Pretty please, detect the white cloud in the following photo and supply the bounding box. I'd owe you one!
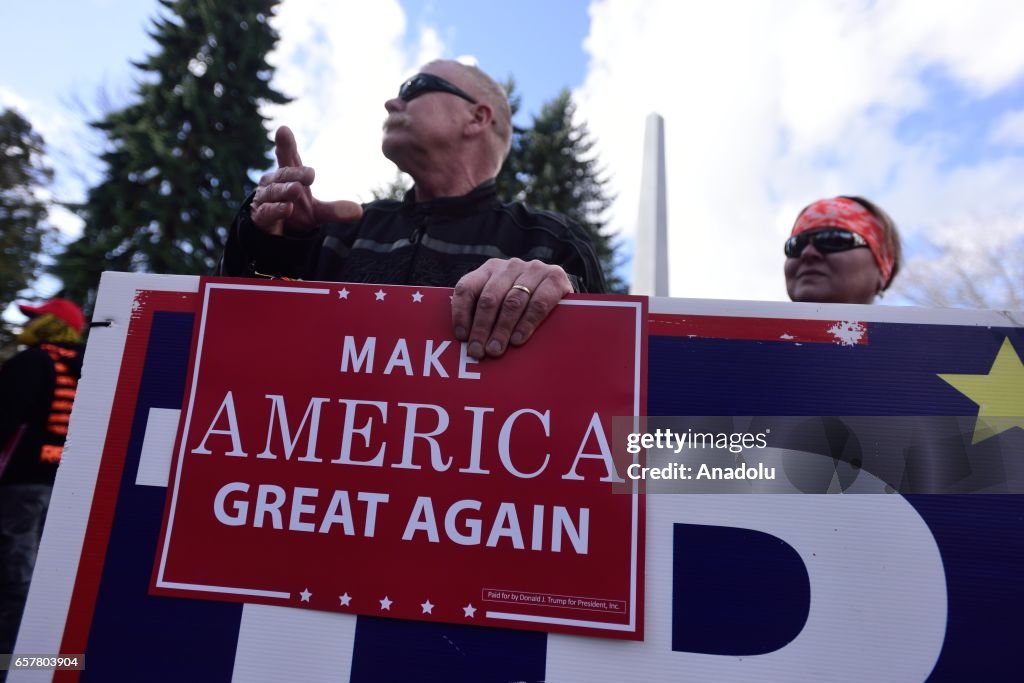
[0,87,31,113]
[415,26,445,69]
[989,109,1024,146]
[576,0,1024,301]
[49,204,84,240]
[0,87,89,239]
[265,0,444,203]
[7,2,446,238]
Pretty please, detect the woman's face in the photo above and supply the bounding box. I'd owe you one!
[784,236,883,304]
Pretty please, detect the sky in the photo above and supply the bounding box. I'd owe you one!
[3,0,1024,307]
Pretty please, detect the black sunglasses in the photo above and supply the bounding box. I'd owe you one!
[784,228,868,258]
[398,73,478,104]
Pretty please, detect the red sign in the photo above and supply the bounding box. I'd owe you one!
[151,278,647,639]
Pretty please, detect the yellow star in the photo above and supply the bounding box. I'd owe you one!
[939,337,1024,444]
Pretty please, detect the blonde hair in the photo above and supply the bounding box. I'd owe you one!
[15,313,82,345]
[842,196,903,290]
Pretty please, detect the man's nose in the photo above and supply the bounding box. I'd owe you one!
[384,97,404,114]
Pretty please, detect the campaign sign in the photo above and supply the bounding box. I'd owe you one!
[14,273,1022,682]
[149,278,647,639]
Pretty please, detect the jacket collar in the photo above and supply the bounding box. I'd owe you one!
[403,180,498,217]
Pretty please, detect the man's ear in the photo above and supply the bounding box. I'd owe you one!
[464,102,494,138]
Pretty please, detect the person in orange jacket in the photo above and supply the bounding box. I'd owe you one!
[0,297,86,658]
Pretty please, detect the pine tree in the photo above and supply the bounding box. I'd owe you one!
[500,89,625,292]
[370,171,412,202]
[0,109,54,360]
[52,0,289,304]
[494,79,526,203]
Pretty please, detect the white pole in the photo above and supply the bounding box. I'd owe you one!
[630,113,669,297]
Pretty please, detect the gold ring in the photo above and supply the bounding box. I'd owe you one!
[510,283,532,296]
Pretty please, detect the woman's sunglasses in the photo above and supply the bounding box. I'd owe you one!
[398,73,478,104]
[784,228,868,258]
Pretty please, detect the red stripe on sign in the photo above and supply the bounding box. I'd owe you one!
[648,313,869,345]
[57,290,198,683]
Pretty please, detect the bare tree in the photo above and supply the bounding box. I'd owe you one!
[893,217,1024,310]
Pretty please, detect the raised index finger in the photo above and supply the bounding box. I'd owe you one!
[260,166,315,187]
[275,126,303,168]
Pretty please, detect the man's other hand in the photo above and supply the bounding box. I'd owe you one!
[452,258,573,359]
[250,126,363,236]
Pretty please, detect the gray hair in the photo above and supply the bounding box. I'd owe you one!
[425,60,513,171]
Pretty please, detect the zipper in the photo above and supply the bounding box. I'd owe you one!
[403,216,426,284]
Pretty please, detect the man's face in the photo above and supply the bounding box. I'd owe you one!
[784,235,882,304]
[381,62,478,169]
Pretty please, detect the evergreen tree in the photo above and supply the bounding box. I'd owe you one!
[494,79,526,203]
[370,171,412,202]
[53,0,289,304]
[500,89,625,292]
[0,109,54,360]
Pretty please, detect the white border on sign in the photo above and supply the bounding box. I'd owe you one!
[649,294,1024,325]
[15,272,200,669]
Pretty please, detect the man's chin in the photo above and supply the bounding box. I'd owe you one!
[381,138,400,164]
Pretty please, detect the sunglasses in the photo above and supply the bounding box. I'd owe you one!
[398,73,478,104]
[784,228,868,258]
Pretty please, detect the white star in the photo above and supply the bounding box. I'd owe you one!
[379,596,393,611]
[299,588,312,602]
[374,289,387,301]
[412,291,424,303]
[338,288,350,299]
[462,603,476,618]
[420,600,434,614]
[339,592,352,607]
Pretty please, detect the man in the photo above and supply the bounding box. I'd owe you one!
[0,298,86,659]
[219,60,604,359]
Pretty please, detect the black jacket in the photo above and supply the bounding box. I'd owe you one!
[219,181,606,292]
[0,342,83,485]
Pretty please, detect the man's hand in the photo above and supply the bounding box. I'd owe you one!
[452,258,573,359]
[250,126,363,236]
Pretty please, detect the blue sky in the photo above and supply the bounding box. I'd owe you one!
[400,0,592,117]
[0,0,590,199]
[4,0,1024,307]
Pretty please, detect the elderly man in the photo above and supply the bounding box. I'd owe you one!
[220,59,604,359]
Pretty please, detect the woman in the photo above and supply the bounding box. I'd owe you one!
[779,198,913,493]
[784,196,902,304]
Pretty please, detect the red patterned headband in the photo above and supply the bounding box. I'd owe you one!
[791,197,894,284]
